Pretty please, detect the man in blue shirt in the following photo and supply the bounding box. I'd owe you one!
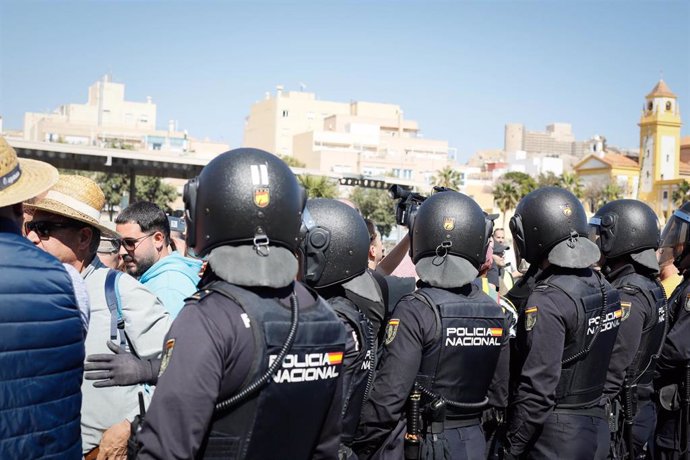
[115,201,201,318]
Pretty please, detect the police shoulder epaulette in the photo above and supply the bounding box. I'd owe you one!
[184,289,212,304]
[533,284,549,292]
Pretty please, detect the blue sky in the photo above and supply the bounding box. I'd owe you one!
[1,0,688,163]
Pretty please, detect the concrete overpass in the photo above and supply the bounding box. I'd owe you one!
[7,138,417,201]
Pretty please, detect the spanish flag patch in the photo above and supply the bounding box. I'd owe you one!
[327,352,343,365]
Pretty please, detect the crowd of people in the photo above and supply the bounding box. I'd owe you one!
[1,136,689,460]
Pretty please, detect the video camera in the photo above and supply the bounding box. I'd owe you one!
[388,185,453,228]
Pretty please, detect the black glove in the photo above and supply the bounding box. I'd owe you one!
[85,341,160,387]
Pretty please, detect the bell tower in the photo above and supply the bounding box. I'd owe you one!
[637,80,682,218]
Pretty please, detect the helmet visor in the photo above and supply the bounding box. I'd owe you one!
[660,210,690,249]
[509,214,529,274]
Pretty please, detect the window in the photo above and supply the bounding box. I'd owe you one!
[663,191,668,199]
[666,101,672,111]
[282,110,289,117]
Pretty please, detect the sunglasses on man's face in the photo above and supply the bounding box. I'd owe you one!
[120,233,155,251]
[25,220,84,238]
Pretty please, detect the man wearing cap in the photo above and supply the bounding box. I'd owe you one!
[505,187,621,459]
[96,221,122,270]
[97,235,123,270]
[0,137,84,458]
[115,201,201,318]
[24,174,171,458]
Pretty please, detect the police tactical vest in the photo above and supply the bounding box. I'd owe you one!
[414,286,506,417]
[611,272,667,386]
[199,281,346,460]
[542,271,622,408]
[329,296,376,444]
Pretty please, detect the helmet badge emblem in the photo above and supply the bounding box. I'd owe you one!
[254,188,270,208]
[561,204,573,217]
[443,217,455,231]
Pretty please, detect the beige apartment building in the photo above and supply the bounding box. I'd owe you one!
[23,75,228,159]
[505,122,591,157]
[243,87,453,188]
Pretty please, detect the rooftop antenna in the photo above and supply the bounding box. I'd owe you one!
[299,82,306,92]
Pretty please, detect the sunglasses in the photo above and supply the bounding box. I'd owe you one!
[25,220,84,238]
[120,233,155,251]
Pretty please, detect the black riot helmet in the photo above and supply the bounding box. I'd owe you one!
[410,191,491,288]
[660,201,690,270]
[510,186,599,269]
[589,199,660,270]
[300,198,370,288]
[183,148,306,258]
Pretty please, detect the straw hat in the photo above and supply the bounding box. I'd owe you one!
[0,136,59,207]
[25,174,120,238]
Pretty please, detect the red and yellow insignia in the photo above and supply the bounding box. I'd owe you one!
[620,302,631,321]
[158,338,176,377]
[254,188,270,208]
[525,306,538,331]
[443,217,455,231]
[385,318,400,345]
[489,327,503,337]
[327,352,343,365]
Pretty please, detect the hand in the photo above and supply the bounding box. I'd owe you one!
[97,420,131,460]
[85,341,158,387]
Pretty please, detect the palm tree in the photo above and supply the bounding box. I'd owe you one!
[432,166,462,190]
[279,154,306,168]
[559,172,584,199]
[537,171,560,187]
[298,175,338,199]
[493,181,520,228]
[502,171,536,198]
[673,180,690,206]
[599,183,623,207]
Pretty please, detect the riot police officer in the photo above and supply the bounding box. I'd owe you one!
[353,191,510,459]
[589,200,667,459]
[130,148,347,459]
[505,187,622,459]
[655,202,690,459]
[300,198,381,459]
